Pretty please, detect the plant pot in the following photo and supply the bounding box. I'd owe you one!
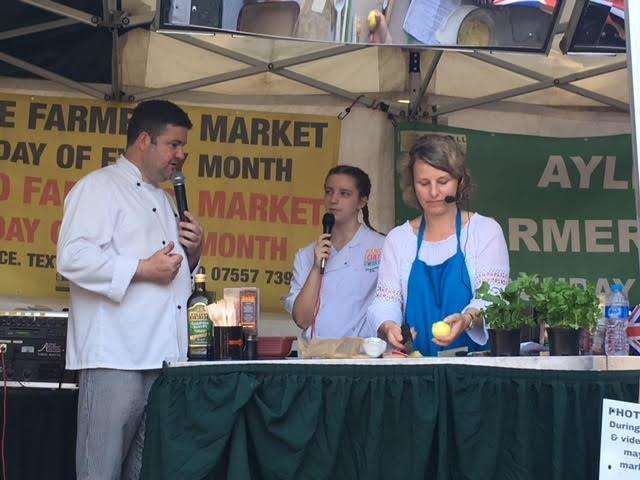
[488,328,521,356]
[547,327,580,356]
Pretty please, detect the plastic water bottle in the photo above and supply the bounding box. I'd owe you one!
[604,284,629,356]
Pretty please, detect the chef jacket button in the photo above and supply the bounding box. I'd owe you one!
[152,208,157,212]
[136,182,141,187]
[177,305,182,310]
[162,240,166,245]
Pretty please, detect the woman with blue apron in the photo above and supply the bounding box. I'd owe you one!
[406,210,480,356]
[369,134,510,356]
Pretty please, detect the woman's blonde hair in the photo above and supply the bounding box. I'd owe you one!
[400,134,472,210]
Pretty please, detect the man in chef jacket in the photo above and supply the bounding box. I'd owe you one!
[57,99,203,480]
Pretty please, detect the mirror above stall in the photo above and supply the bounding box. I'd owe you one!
[159,0,566,53]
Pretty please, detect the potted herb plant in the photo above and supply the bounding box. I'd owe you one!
[525,277,600,356]
[475,273,537,356]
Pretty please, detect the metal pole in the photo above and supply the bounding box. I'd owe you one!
[0,52,106,100]
[626,0,640,285]
[0,19,77,41]
[159,34,393,112]
[19,0,99,26]
[466,52,629,112]
[433,61,626,118]
[410,51,443,119]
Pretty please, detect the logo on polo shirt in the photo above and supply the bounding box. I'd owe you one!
[364,248,382,272]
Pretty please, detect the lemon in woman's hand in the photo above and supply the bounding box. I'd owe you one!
[367,10,378,30]
[432,321,451,339]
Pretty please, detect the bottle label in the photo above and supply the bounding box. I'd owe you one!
[605,305,629,319]
[188,302,211,356]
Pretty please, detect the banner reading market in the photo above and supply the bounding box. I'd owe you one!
[0,93,340,311]
[394,123,640,304]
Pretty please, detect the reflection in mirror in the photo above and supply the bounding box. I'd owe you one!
[160,0,564,53]
[562,0,625,54]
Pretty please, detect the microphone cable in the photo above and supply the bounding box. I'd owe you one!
[309,274,324,340]
[1,349,7,480]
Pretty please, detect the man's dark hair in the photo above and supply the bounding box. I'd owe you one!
[126,100,193,147]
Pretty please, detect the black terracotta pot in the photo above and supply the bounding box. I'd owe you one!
[547,327,580,356]
[488,328,521,356]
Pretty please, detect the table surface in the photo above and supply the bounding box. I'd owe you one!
[167,355,640,371]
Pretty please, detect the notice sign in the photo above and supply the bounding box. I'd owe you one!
[599,398,640,478]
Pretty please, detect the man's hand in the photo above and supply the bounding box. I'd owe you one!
[135,241,182,284]
[178,210,203,271]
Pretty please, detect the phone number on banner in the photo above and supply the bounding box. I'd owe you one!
[210,266,293,285]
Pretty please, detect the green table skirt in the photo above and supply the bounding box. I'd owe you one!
[141,363,640,480]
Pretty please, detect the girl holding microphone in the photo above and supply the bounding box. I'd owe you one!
[284,165,385,339]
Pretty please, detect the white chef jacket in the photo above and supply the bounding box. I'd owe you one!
[57,156,193,370]
[283,225,385,339]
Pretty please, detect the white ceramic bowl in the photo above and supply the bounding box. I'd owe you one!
[362,337,387,358]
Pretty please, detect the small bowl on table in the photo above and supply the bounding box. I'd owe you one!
[362,337,387,358]
[257,336,296,360]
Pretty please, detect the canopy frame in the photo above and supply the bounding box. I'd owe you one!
[0,0,628,123]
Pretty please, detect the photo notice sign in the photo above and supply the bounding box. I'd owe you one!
[600,398,640,478]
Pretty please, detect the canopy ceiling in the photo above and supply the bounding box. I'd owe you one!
[0,0,630,118]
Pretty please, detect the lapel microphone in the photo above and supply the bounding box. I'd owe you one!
[444,196,456,204]
[320,213,335,274]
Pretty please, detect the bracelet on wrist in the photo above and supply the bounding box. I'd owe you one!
[464,312,475,331]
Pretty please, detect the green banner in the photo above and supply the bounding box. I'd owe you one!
[395,123,639,304]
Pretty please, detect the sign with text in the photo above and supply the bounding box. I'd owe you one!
[0,93,340,311]
[599,398,640,478]
[394,123,639,303]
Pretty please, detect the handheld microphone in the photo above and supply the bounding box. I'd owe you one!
[444,195,456,204]
[320,213,335,274]
[172,171,189,222]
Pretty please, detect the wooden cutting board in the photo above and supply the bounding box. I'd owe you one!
[294,0,336,41]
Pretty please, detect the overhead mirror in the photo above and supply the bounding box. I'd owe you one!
[159,0,565,53]
[561,0,625,54]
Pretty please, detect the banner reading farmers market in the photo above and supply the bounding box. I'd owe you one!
[395,123,639,304]
[0,93,340,311]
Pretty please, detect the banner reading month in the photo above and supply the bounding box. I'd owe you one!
[0,93,340,311]
[395,123,640,304]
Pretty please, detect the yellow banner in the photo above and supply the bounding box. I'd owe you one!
[0,93,340,311]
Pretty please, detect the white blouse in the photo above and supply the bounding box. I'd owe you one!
[366,213,510,345]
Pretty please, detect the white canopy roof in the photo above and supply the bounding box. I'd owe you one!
[109,0,628,116]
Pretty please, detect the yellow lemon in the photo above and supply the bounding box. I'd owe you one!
[367,10,378,31]
[432,321,451,339]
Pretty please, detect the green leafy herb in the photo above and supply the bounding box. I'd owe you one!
[475,273,537,330]
[524,276,600,331]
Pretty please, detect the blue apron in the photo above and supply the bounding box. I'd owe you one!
[405,211,479,356]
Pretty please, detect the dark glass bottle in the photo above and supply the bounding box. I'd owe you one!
[187,267,215,361]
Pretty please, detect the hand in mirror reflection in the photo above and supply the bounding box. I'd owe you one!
[367,10,392,44]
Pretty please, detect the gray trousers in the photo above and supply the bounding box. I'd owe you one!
[76,369,159,480]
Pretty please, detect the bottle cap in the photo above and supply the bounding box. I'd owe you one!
[611,283,623,293]
[194,266,206,283]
